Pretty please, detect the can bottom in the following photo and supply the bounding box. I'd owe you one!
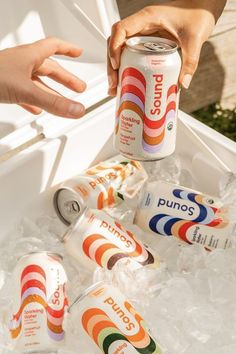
[118,152,167,162]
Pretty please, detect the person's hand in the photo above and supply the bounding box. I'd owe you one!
[0,37,86,118]
[108,0,226,95]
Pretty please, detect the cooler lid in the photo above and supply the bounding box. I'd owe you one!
[0,0,120,140]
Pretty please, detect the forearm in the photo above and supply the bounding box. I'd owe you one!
[203,0,227,21]
[171,0,227,22]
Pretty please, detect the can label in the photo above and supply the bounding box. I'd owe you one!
[66,209,158,270]
[116,67,177,156]
[115,39,181,160]
[135,181,233,250]
[9,254,68,351]
[56,156,148,225]
[75,158,144,208]
[81,284,162,354]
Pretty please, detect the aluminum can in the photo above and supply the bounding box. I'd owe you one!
[54,155,147,225]
[9,252,68,353]
[114,36,181,161]
[63,208,159,271]
[135,180,235,250]
[69,282,163,354]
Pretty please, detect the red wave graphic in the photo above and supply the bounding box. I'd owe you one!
[117,66,178,153]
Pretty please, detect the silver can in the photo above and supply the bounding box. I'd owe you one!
[54,155,147,225]
[114,36,181,161]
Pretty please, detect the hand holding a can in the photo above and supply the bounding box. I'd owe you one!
[108,0,226,94]
[0,37,86,118]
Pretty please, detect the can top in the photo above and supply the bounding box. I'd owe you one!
[126,36,178,55]
[18,251,63,262]
[54,187,84,226]
[68,281,105,312]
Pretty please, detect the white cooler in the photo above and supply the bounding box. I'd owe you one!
[0,1,236,351]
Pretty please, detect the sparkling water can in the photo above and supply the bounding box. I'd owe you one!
[63,207,159,271]
[135,180,236,250]
[9,252,68,353]
[114,36,181,160]
[54,155,148,225]
[69,282,163,354]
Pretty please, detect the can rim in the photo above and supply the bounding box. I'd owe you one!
[17,251,63,262]
[68,281,105,312]
[62,207,88,243]
[53,187,83,226]
[126,36,178,55]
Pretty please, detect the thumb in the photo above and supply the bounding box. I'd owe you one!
[26,84,85,118]
[179,37,203,89]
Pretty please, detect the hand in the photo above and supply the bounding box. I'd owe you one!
[0,37,86,118]
[108,0,226,95]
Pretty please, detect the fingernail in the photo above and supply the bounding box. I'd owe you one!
[182,74,192,89]
[110,57,118,70]
[68,103,84,117]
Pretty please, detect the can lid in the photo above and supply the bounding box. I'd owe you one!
[18,251,63,262]
[62,207,88,243]
[126,36,178,55]
[68,281,105,312]
[53,187,84,226]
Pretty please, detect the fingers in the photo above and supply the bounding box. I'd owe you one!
[107,6,176,94]
[107,8,153,95]
[108,8,153,70]
[31,37,83,66]
[21,80,85,118]
[179,35,203,89]
[19,103,42,115]
[107,38,118,96]
[35,58,86,93]
[109,22,126,71]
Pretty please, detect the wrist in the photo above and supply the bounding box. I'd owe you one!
[182,0,226,22]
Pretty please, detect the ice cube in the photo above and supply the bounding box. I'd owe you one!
[177,243,206,273]
[182,304,222,343]
[208,272,236,304]
[36,214,67,239]
[142,153,182,184]
[150,277,194,321]
[189,269,211,303]
[150,316,190,354]
[179,168,194,189]
[104,202,135,223]
[205,249,229,274]
[1,191,236,354]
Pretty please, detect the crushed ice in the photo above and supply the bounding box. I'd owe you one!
[1,154,236,353]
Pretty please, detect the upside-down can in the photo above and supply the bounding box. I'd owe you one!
[69,282,163,354]
[54,155,148,225]
[63,208,159,271]
[9,252,68,353]
[114,36,181,161]
[135,180,236,250]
